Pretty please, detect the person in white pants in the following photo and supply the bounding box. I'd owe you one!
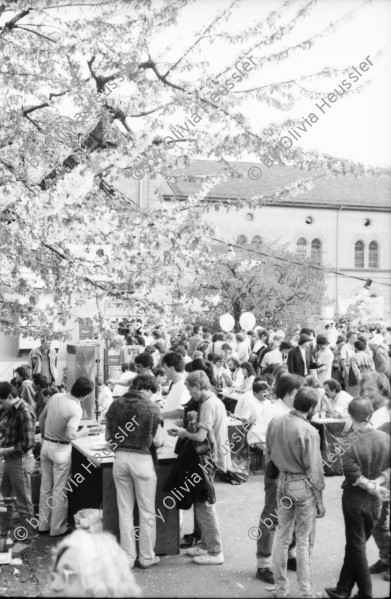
[105,387,163,569]
[38,377,95,536]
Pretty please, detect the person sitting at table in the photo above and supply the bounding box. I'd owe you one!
[221,342,239,363]
[234,361,255,393]
[226,357,244,389]
[212,354,232,390]
[236,380,272,427]
[323,379,353,418]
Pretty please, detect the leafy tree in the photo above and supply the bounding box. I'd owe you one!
[0,0,388,339]
[188,243,328,332]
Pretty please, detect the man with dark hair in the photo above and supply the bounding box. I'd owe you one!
[268,387,325,598]
[0,382,36,556]
[14,365,36,407]
[38,377,95,537]
[106,385,162,569]
[287,334,317,377]
[325,398,390,599]
[323,379,353,418]
[254,373,304,583]
[134,352,154,375]
[131,374,159,395]
[161,352,190,416]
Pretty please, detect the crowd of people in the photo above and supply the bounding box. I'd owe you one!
[0,321,390,597]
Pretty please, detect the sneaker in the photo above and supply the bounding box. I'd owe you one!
[139,556,160,569]
[325,587,350,599]
[287,557,297,571]
[256,567,275,584]
[193,552,224,565]
[12,542,31,557]
[180,535,201,548]
[383,571,390,581]
[369,559,389,574]
[186,546,208,557]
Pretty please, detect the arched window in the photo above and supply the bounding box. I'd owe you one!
[251,235,262,245]
[368,241,379,269]
[236,235,247,245]
[296,237,307,259]
[311,238,322,265]
[355,240,365,268]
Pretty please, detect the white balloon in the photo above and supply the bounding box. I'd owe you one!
[239,312,256,331]
[219,313,235,332]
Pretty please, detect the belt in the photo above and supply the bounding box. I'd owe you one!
[44,437,70,445]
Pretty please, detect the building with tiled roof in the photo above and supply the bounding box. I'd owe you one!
[156,160,391,322]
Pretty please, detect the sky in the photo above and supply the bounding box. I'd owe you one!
[2,0,390,169]
[150,0,391,167]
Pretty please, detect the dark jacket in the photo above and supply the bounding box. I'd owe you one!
[163,438,215,508]
[105,389,161,454]
[341,428,390,492]
[287,345,316,377]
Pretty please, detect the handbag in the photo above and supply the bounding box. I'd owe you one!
[265,459,279,479]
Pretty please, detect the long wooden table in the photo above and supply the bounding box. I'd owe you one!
[69,419,180,555]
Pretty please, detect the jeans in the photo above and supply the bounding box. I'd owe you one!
[272,473,317,598]
[256,475,296,569]
[0,452,34,543]
[194,498,222,555]
[337,489,382,597]
[113,451,157,567]
[38,440,72,536]
[372,501,390,566]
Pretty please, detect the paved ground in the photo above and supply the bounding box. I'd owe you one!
[0,473,389,597]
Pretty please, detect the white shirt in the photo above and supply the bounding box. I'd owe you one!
[316,346,334,384]
[44,393,82,442]
[162,377,190,413]
[261,348,283,369]
[299,346,308,375]
[330,390,353,417]
[113,371,136,397]
[370,406,390,429]
[249,399,290,445]
[340,343,355,367]
[241,395,272,423]
[199,393,230,472]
